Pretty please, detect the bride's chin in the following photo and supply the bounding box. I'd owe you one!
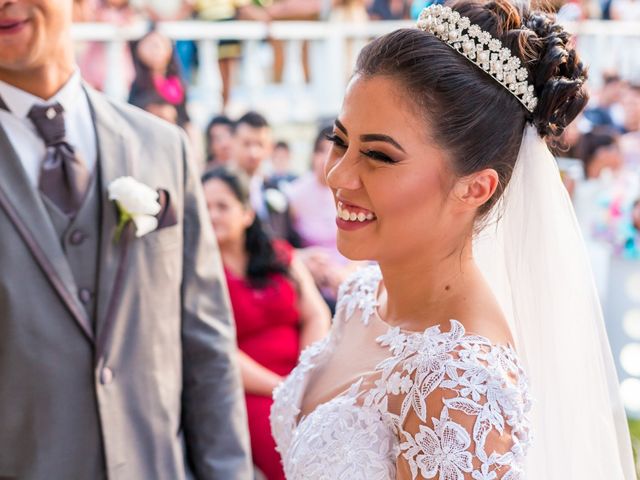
[336,238,375,262]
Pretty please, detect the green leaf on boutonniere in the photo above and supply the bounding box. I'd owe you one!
[113,201,132,244]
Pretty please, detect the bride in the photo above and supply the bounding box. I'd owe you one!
[270,0,637,478]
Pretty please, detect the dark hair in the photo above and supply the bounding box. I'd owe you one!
[602,71,621,85]
[576,126,619,175]
[201,166,289,287]
[207,114,234,132]
[274,141,290,151]
[234,111,270,132]
[206,115,233,162]
[355,0,588,216]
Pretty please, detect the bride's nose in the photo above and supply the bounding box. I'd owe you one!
[325,150,363,192]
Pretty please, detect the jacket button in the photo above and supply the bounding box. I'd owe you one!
[78,288,92,304]
[69,230,86,245]
[101,367,114,385]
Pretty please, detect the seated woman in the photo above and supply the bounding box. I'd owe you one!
[202,166,331,480]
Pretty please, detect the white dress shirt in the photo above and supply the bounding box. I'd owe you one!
[0,71,97,188]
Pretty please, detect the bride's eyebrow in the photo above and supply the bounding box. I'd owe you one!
[360,134,406,153]
[334,119,406,153]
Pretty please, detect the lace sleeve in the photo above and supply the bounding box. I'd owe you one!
[377,328,531,480]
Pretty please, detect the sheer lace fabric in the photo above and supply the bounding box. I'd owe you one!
[271,266,532,480]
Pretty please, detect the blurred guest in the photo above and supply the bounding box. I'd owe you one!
[202,166,330,480]
[135,90,180,124]
[129,0,196,78]
[287,126,360,309]
[77,0,138,92]
[128,28,203,165]
[621,84,640,133]
[553,115,584,158]
[131,0,194,20]
[573,127,625,303]
[633,198,640,230]
[368,0,413,19]
[557,0,591,20]
[206,114,235,167]
[330,0,370,21]
[232,111,301,246]
[577,126,624,179]
[619,85,640,168]
[129,29,190,127]
[194,0,269,109]
[267,141,297,190]
[264,0,359,83]
[584,72,626,131]
[602,0,613,18]
[73,0,92,21]
[611,0,640,19]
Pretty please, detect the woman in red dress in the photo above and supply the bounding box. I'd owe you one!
[202,166,331,479]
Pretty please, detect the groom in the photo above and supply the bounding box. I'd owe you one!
[0,1,251,479]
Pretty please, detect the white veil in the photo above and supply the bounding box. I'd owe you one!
[473,125,636,478]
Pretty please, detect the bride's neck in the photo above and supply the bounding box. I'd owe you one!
[378,237,477,329]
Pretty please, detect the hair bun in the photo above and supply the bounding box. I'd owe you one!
[523,11,589,137]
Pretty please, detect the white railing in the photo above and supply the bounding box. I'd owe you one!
[71,20,640,125]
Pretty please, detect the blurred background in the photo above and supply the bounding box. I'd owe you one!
[70,0,640,475]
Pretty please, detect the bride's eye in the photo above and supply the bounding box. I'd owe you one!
[360,149,397,164]
[324,132,347,150]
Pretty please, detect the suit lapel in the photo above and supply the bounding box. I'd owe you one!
[0,121,94,342]
[86,86,134,362]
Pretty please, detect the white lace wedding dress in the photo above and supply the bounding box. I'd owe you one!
[271,265,532,480]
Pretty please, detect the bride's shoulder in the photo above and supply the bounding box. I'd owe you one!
[443,277,516,349]
[376,317,527,399]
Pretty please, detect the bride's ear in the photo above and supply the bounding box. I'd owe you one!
[451,168,500,210]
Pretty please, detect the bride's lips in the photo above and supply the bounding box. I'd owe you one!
[0,19,29,36]
[335,199,377,231]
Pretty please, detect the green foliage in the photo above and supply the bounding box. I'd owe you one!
[630,418,640,478]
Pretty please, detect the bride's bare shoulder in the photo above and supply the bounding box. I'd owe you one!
[444,276,515,348]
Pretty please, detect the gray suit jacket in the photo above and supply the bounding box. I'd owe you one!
[0,87,252,479]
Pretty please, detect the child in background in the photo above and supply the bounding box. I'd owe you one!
[128,28,204,165]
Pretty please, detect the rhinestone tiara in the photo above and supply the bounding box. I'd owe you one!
[417,5,538,112]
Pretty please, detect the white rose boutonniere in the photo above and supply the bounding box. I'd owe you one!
[108,176,162,240]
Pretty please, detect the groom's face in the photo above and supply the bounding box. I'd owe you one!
[0,0,73,75]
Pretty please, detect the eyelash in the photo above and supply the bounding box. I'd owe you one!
[323,133,397,164]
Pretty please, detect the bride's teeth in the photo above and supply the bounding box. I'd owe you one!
[336,202,376,222]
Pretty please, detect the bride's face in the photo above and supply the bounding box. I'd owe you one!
[325,75,473,263]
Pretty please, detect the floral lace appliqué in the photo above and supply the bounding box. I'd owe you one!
[335,264,381,325]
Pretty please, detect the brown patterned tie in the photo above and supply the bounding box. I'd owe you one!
[28,103,90,217]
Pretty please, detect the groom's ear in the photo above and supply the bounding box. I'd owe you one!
[451,168,499,211]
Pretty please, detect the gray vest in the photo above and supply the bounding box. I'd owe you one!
[42,173,101,327]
